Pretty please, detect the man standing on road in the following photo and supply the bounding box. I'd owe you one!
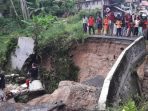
[115,17,122,37]
[88,15,95,35]
[103,15,109,35]
[96,14,102,35]
[82,15,88,33]
[134,17,140,36]
[109,12,115,36]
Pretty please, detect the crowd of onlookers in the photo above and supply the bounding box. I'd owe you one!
[82,12,148,37]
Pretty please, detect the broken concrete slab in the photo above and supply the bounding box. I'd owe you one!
[29,80,44,91]
[10,37,35,70]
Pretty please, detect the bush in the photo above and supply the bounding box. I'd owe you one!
[0,18,21,35]
[122,100,137,111]
[78,9,101,19]
[39,37,79,93]
[0,37,17,68]
[102,97,148,111]
[21,15,57,38]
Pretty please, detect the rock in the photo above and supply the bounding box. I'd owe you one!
[10,37,35,70]
[16,77,26,84]
[7,98,16,103]
[137,62,145,80]
[23,101,65,111]
[5,83,27,95]
[5,84,19,93]
[28,81,99,111]
[0,101,65,111]
[5,80,45,103]
[27,94,51,105]
[5,74,19,78]
[5,74,26,84]
[14,89,46,103]
[0,89,6,102]
[81,75,105,88]
[6,80,44,95]
[0,102,30,111]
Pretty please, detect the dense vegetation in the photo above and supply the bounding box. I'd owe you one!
[0,0,75,19]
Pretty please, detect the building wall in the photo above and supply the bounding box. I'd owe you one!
[83,1,101,10]
[125,0,140,2]
[76,0,109,10]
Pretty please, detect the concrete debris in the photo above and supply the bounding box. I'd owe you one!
[4,80,45,103]
[29,80,44,91]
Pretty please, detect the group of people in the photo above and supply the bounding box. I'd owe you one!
[82,12,148,37]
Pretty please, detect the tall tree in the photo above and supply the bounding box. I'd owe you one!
[20,0,30,20]
[10,0,19,17]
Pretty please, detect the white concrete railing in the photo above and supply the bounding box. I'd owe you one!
[98,36,145,110]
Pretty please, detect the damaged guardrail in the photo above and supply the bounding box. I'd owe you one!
[98,36,146,110]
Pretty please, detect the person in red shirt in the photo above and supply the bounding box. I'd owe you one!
[143,19,148,30]
[143,18,148,39]
[26,79,30,89]
[126,20,134,37]
[109,12,115,35]
[88,15,95,35]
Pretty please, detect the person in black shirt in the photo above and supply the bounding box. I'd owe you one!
[28,63,38,81]
[0,71,6,101]
[0,72,5,90]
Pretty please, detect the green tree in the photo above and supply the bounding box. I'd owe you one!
[28,0,75,16]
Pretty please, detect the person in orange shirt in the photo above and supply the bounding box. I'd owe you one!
[88,15,95,35]
[115,18,122,37]
[103,15,109,35]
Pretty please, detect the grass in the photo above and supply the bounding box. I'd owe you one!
[36,14,86,49]
[107,99,148,111]
[0,36,11,62]
[0,35,18,68]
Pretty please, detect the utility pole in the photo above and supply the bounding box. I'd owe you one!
[101,0,104,18]
[130,0,133,14]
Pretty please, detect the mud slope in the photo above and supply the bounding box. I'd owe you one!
[71,40,128,82]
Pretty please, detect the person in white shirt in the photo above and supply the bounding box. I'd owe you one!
[82,15,88,33]
[134,17,140,36]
